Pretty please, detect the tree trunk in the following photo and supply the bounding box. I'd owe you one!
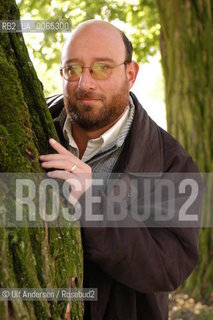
[0,0,83,318]
[156,0,213,302]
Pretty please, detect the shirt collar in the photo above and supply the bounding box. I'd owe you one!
[63,105,130,161]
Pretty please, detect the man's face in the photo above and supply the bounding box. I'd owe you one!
[60,23,137,131]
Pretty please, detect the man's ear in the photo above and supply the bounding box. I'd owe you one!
[126,61,139,90]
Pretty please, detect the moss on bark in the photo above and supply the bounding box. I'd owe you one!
[0,0,83,318]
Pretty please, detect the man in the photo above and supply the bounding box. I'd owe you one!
[39,20,203,319]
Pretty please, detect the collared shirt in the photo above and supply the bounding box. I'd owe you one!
[63,106,130,162]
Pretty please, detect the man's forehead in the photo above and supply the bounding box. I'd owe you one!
[71,20,122,42]
[61,20,125,62]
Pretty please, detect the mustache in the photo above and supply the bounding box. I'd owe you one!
[75,90,104,100]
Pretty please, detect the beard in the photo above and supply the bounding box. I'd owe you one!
[63,80,130,130]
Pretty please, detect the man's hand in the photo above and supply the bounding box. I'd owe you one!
[39,138,92,205]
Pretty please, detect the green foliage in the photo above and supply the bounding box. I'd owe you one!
[17,0,160,95]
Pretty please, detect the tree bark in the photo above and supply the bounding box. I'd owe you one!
[0,0,83,318]
[156,0,213,302]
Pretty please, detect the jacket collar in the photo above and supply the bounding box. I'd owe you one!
[118,92,163,175]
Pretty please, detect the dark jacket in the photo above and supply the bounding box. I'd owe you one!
[48,92,203,320]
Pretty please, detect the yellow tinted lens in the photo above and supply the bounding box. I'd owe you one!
[64,65,82,80]
[91,64,111,79]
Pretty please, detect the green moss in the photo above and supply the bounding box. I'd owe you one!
[0,1,83,319]
[0,44,40,172]
[0,0,83,318]
[9,32,59,155]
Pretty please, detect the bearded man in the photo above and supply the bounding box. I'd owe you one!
[40,20,203,320]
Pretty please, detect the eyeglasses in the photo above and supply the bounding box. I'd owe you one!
[60,61,129,81]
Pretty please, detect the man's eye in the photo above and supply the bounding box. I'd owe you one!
[66,65,81,75]
[65,66,74,75]
[93,64,110,71]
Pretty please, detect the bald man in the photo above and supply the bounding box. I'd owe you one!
[40,20,203,320]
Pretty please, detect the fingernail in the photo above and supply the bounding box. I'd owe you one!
[47,172,53,177]
[49,138,56,144]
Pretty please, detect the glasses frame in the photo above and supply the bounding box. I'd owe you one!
[59,61,130,82]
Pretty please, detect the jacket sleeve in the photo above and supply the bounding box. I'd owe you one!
[82,225,200,293]
[80,150,204,293]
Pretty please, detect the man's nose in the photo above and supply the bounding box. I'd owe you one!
[78,68,96,91]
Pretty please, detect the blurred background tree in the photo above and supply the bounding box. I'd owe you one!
[14,0,213,307]
[157,0,213,304]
